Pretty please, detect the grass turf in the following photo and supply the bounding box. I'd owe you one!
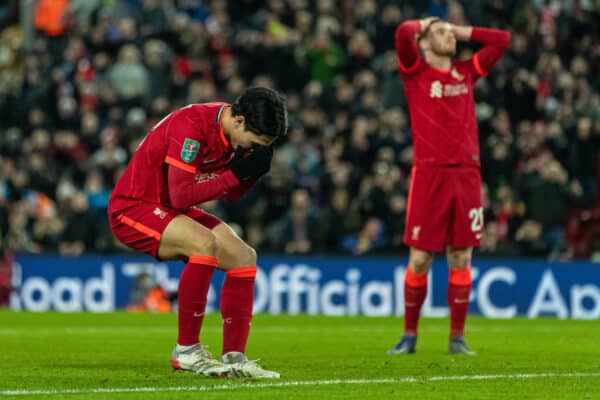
[0,311,598,399]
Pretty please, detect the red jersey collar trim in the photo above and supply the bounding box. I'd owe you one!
[428,64,451,74]
[216,104,232,150]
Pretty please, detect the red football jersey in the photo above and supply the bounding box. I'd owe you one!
[400,60,482,168]
[110,103,243,212]
[395,22,510,168]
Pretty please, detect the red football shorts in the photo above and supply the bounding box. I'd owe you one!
[403,166,483,252]
[108,198,223,260]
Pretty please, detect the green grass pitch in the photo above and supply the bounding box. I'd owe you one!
[0,311,598,399]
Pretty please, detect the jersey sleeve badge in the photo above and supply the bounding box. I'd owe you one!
[181,138,201,163]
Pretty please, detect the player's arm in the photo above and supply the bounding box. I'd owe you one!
[167,146,272,209]
[223,146,273,202]
[163,112,242,208]
[223,179,258,203]
[394,19,422,73]
[395,17,441,73]
[168,165,240,209]
[455,25,511,76]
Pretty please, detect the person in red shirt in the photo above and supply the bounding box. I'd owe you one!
[388,18,510,355]
[109,87,287,378]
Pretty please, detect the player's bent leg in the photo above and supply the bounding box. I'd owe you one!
[158,216,230,376]
[210,223,279,378]
[389,247,434,355]
[211,223,257,271]
[158,215,218,261]
[446,246,476,355]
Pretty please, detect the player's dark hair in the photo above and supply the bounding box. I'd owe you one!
[231,87,288,138]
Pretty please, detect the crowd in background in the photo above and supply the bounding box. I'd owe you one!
[0,0,599,259]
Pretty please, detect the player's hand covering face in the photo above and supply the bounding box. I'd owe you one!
[229,146,274,182]
[231,115,277,151]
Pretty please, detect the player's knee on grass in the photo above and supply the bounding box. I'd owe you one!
[446,247,472,269]
[408,249,434,274]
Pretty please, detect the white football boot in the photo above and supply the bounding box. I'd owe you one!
[222,352,280,379]
[171,344,230,377]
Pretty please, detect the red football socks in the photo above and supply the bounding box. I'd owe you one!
[221,266,256,354]
[404,266,428,336]
[177,255,218,346]
[448,267,472,338]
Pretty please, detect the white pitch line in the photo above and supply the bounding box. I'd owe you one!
[1,372,599,396]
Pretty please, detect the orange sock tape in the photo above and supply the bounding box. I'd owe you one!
[449,267,472,286]
[226,266,257,278]
[405,266,428,287]
[188,255,219,267]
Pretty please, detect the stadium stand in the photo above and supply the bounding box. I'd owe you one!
[0,0,598,259]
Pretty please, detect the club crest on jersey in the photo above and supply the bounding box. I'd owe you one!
[430,80,468,98]
[153,207,168,219]
[181,138,200,163]
[430,81,443,98]
[412,226,421,240]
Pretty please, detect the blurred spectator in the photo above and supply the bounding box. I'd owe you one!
[386,191,407,248]
[304,33,346,87]
[58,191,99,256]
[91,127,127,170]
[108,45,149,106]
[567,117,599,206]
[84,170,110,212]
[341,217,388,255]
[281,188,318,254]
[128,272,153,310]
[316,188,362,251]
[518,160,584,259]
[35,0,71,37]
[514,220,547,257]
[127,271,172,313]
[32,205,65,252]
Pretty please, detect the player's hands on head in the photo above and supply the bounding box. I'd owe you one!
[229,145,273,182]
[420,17,440,31]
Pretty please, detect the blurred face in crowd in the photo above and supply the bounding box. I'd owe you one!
[71,192,90,212]
[331,189,348,211]
[291,189,311,217]
[420,21,456,58]
[363,218,382,239]
[542,161,567,184]
[576,117,591,140]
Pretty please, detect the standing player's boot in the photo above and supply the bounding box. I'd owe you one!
[171,344,230,376]
[222,352,280,379]
[448,336,476,355]
[388,335,417,355]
